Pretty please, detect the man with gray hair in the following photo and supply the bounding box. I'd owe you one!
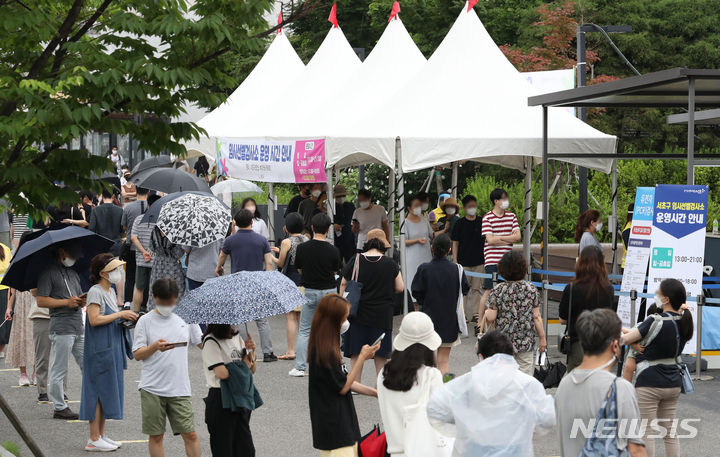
[555,309,646,456]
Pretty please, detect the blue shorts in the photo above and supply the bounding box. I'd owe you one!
[484,264,499,290]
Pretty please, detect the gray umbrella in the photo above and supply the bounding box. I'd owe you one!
[129,167,211,194]
[129,155,173,177]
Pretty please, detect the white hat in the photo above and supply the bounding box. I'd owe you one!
[393,312,442,352]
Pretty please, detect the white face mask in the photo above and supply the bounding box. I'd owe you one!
[61,256,76,268]
[446,207,456,216]
[246,206,256,213]
[340,320,350,334]
[336,197,346,204]
[412,207,422,216]
[421,203,429,211]
[595,222,603,233]
[321,200,328,208]
[112,150,118,156]
[106,268,122,284]
[312,190,321,198]
[499,200,509,210]
[466,207,477,216]
[654,294,666,308]
[359,201,370,209]
[156,305,176,317]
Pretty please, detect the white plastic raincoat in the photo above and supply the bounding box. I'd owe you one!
[426,353,555,456]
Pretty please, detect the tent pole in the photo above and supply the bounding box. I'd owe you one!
[388,164,396,258]
[424,169,433,193]
[326,167,334,241]
[451,162,458,199]
[268,182,275,246]
[688,77,696,185]
[524,158,532,276]
[397,137,409,315]
[611,160,619,275]
[542,107,549,336]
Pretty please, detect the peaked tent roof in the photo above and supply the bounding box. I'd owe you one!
[183,32,305,160]
[219,26,361,139]
[331,3,616,173]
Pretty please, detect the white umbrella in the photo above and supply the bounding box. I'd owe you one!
[211,179,264,207]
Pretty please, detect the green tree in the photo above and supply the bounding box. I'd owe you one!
[0,0,329,218]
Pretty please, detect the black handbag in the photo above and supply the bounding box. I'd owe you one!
[534,352,567,389]
[558,284,573,355]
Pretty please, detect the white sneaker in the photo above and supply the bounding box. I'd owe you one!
[85,438,117,452]
[288,368,305,377]
[101,436,122,448]
[18,374,31,386]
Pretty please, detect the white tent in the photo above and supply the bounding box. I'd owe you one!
[183,31,305,160]
[330,5,617,174]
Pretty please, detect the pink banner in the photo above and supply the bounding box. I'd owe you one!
[293,139,326,183]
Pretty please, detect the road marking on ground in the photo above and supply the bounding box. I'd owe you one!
[0,368,19,371]
[66,419,115,423]
[39,400,79,404]
[11,385,33,388]
[118,440,149,444]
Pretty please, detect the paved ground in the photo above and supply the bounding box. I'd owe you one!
[2,313,720,457]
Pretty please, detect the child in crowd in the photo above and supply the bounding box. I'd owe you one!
[622,303,661,382]
[132,278,203,457]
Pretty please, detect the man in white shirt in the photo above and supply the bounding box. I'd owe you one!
[351,188,390,252]
[132,278,203,457]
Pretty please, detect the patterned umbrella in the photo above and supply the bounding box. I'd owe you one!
[156,192,231,247]
[175,271,308,325]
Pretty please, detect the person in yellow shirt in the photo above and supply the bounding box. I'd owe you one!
[430,193,451,230]
[621,204,633,273]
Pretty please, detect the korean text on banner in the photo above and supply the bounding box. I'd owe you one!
[216,138,326,183]
[617,187,655,328]
[647,184,709,354]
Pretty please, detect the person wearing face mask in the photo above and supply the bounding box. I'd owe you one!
[108,147,125,174]
[451,195,486,323]
[559,246,615,373]
[430,193,451,231]
[556,309,646,457]
[427,330,555,456]
[36,241,87,420]
[435,197,460,239]
[242,197,269,240]
[312,191,329,219]
[477,188,520,330]
[298,183,324,234]
[404,195,434,312]
[622,279,693,457]
[575,209,604,255]
[332,185,357,264]
[286,183,312,217]
[80,254,137,452]
[416,191,431,218]
[132,278,203,457]
[352,188,390,253]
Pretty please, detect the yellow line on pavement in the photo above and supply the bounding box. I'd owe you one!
[118,440,149,444]
[0,368,19,371]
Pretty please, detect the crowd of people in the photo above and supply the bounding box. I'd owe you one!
[0,177,696,457]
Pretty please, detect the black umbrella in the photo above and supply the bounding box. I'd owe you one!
[130,155,173,177]
[129,167,211,194]
[140,191,228,225]
[90,170,121,189]
[1,226,115,291]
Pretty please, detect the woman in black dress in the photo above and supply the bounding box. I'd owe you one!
[411,234,469,376]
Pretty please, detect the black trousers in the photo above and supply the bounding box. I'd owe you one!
[123,252,136,302]
[337,243,356,265]
[205,388,255,457]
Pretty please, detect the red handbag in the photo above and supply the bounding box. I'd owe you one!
[359,425,388,457]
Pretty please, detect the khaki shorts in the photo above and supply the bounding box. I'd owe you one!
[140,389,195,436]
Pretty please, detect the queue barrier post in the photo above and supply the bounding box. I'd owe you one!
[542,280,549,338]
[630,289,638,328]
[694,295,714,381]
[492,272,498,288]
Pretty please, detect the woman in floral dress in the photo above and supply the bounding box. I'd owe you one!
[147,227,186,310]
[5,289,36,386]
[484,250,547,375]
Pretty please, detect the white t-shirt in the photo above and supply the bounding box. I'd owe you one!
[377,366,444,456]
[202,333,246,388]
[352,204,388,249]
[86,285,118,316]
[131,311,203,397]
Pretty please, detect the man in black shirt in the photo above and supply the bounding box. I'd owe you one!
[290,213,341,377]
[451,195,486,322]
[285,183,312,217]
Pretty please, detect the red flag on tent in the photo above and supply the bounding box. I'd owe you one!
[277,11,282,35]
[328,4,339,28]
[388,1,401,22]
[467,0,478,11]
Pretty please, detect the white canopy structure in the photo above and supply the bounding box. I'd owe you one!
[183,31,305,160]
[331,5,617,174]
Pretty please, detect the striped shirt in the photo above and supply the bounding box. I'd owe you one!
[481,211,519,266]
[131,217,156,268]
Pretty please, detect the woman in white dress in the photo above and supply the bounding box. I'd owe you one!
[242,198,269,240]
[404,195,434,311]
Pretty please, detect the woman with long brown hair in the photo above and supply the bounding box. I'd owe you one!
[308,294,379,457]
[574,209,603,255]
[558,245,615,372]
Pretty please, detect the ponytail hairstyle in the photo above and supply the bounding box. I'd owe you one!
[659,278,694,342]
[574,209,601,242]
[89,253,114,285]
[431,234,451,259]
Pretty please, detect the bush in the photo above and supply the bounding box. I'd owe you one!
[2,441,21,456]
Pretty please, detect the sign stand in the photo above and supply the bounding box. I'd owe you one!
[694,294,714,381]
